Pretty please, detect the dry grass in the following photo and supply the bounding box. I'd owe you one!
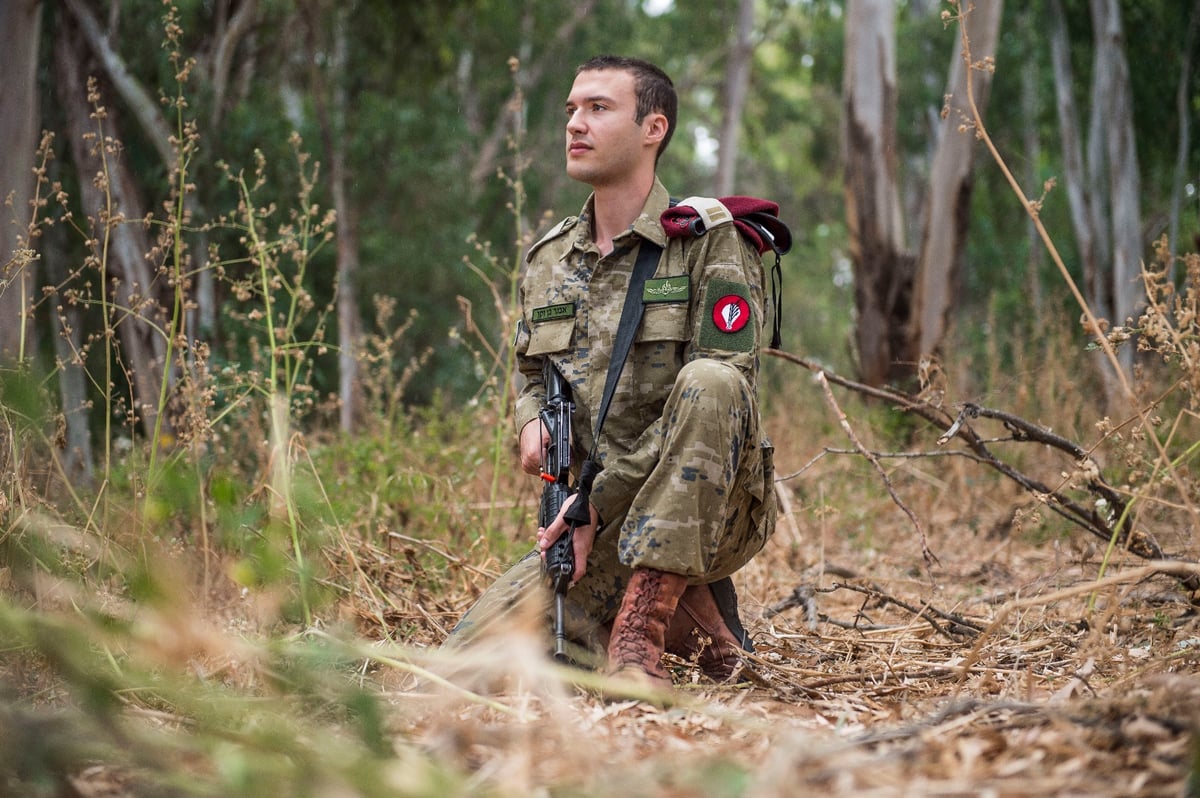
[5,257,1200,796]
[363,455,1199,798]
[4,322,1200,797]
[308,342,1196,797]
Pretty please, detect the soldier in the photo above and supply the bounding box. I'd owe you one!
[448,55,777,686]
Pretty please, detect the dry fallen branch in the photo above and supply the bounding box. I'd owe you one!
[847,698,1047,746]
[765,577,985,641]
[828,581,986,639]
[767,349,1198,588]
[814,371,939,574]
[940,403,1165,563]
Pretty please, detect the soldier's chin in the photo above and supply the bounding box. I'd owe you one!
[565,161,595,183]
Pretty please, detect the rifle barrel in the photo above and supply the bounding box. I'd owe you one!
[553,592,569,661]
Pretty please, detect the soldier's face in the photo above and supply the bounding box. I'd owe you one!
[563,69,650,186]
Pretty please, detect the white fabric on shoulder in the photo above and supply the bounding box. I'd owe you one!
[673,196,733,231]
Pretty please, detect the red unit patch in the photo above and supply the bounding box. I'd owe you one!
[712,295,750,333]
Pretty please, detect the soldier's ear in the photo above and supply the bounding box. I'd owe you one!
[643,113,668,149]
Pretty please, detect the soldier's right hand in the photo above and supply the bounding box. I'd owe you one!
[519,418,551,475]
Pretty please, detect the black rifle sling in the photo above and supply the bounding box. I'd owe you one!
[562,239,663,528]
[595,240,663,440]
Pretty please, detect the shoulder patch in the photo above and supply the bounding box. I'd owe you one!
[700,278,755,352]
[525,216,578,263]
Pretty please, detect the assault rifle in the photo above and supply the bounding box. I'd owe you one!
[538,362,576,661]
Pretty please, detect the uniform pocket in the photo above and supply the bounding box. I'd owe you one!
[526,318,574,356]
[637,302,689,343]
[749,439,777,545]
[756,439,774,498]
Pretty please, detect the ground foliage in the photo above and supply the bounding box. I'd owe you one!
[4,298,1200,796]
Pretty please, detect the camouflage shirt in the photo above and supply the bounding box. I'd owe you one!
[514,177,768,529]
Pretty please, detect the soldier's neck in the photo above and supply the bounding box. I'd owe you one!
[591,173,654,257]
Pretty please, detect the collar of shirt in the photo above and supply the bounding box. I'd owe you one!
[567,177,671,259]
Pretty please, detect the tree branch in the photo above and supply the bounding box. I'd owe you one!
[210,0,259,127]
[467,0,598,188]
[815,371,939,573]
[767,349,1188,577]
[61,0,175,168]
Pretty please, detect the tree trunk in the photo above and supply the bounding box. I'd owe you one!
[196,0,259,339]
[1049,0,1143,400]
[913,0,1002,361]
[303,1,363,432]
[715,0,755,197]
[1083,7,1113,319]
[61,0,175,168]
[332,10,362,433]
[0,0,44,364]
[466,0,598,192]
[1169,2,1200,270]
[1092,0,1142,368]
[1019,5,1044,326]
[57,17,165,439]
[208,0,259,128]
[843,0,912,387]
[1048,0,1102,308]
[66,0,235,425]
[43,200,94,487]
[329,8,362,433]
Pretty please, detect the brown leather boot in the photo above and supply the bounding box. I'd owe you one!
[606,568,689,686]
[665,583,748,682]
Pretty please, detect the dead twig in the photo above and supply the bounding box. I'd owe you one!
[847,698,1046,746]
[764,583,820,628]
[940,403,1166,564]
[814,371,940,575]
[767,349,1197,587]
[800,665,961,692]
[830,581,986,639]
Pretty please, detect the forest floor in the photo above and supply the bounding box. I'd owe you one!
[51,379,1200,797]
[62,483,1199,798]
[361,458,1200,797]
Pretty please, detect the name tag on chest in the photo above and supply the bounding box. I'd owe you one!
[531,302,576,323]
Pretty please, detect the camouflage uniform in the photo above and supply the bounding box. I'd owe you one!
[450,178,775,654]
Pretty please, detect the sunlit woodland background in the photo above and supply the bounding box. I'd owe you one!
[3,1,1200,796]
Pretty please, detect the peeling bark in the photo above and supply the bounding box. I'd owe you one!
[913,0,1002,361]
[843,0,910,386]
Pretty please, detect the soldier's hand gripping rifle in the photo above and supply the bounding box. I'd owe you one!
[539,363,578,662]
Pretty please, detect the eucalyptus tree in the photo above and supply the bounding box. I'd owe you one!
[1048,0,1141,384]
[0,0,45,365]
[842,0,1002,388]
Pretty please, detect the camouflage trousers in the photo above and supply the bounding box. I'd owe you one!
[446,359,775,657]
